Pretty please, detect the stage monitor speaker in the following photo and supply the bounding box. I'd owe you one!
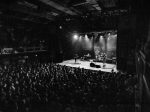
[90,62,95,67]
[90,62,101,68]
[95,65,101,68]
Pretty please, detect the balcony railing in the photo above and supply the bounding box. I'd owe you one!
[0,47,47,55]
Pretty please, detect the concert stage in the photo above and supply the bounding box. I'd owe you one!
[58,59,117,73]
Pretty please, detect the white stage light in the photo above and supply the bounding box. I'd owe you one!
[79,35,82,41]
[59,26,62,29]
[73,34,78,40]
[85,34,88,41]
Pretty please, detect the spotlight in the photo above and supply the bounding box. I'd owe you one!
[59,26,62,29]
[79,35,82,41]
[100,36,103,38]
[73,34,78,40]
[85,34,88,41]
[85,34,88,38]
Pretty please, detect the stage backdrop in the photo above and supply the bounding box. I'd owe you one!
[72,35,93,57]
[71,32,117,60]
[94,33,117,60]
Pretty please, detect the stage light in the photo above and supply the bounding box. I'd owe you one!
[85,34,88,41]
[73,34,78,40]
[99,36,103,42]
[59,26,62,29]
[79,35,82,41]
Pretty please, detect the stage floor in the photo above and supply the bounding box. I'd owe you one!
[58,59,117,73]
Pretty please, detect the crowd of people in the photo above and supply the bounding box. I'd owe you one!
[0,61,136,112]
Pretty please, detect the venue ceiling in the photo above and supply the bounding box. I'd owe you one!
[0,0,134,24]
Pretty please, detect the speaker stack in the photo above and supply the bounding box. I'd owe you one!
[90,62,101,68]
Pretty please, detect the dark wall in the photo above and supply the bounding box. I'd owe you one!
[0,19,50,48]
[117,14,136,73]
[136,1,150,111]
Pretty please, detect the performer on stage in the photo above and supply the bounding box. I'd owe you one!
[74,54,78,63]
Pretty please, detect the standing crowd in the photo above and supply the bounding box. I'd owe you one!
[0,61,136,112]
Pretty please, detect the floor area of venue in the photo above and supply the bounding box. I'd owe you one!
[58,59,117,73]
